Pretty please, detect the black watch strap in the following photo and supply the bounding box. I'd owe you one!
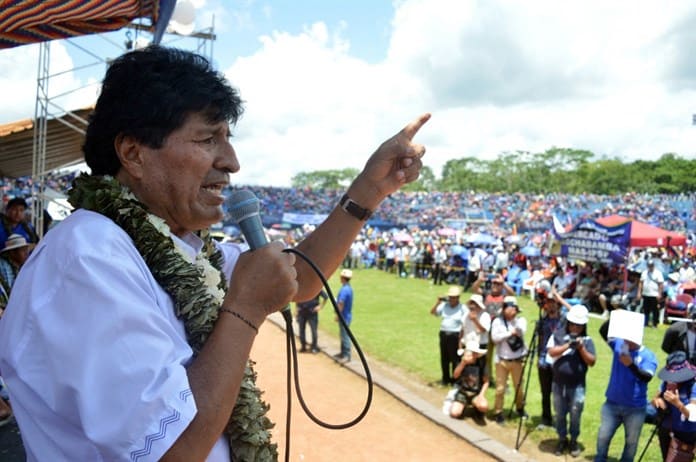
[339,194,373,221]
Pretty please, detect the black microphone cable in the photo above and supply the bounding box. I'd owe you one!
[278,247,373,462]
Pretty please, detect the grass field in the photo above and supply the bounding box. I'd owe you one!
[315,267,666,462]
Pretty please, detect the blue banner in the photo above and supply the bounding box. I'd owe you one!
[553,219,631,265]
[282,212,329,225]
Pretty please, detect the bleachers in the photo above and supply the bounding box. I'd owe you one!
[1,173,693,236]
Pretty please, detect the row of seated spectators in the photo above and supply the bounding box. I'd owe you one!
[231,186,696,234]
[1,172,694,234]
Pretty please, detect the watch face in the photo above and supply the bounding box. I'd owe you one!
[340,195,371,221]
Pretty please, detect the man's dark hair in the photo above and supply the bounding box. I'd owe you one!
[83,45,244,175]
[6,197,27,210]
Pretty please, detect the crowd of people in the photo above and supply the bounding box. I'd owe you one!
[2,172,696,235]
[427,246,696,461]
[2,162,696,462]
[0,46,694,460]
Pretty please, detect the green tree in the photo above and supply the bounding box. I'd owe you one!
[291,168,359,189]
[291,148,696,194]
[439,157,489,191]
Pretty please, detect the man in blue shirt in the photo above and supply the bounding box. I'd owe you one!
[0,197,38,249]
[595,319,658,462]
[334,269,354,362]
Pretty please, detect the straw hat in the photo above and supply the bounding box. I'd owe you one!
[1,234,32,253]
[447,286,462,297]
[339,269,353,279]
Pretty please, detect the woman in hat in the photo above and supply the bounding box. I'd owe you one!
[546,304,596,457]
[652,350,696,460]
[459,293,491,351]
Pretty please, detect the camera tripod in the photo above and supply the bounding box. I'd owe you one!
[507,312,541,450]
[637,408,665,462]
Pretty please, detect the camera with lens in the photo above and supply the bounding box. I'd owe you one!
[564,334,583,348]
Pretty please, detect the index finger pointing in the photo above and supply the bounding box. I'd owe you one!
[401,112,431,141]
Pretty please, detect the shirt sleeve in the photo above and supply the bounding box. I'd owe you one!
[640,350,659,377]
[585,338,597,356]
[479,312,492,333]
[545,336,557,364]
[490,318,508,343]
[8,231,198,461]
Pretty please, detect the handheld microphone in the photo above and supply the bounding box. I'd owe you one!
[227,189,291,317]
[227,189,268,250]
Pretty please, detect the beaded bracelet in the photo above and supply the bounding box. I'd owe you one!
[219,307,259,333]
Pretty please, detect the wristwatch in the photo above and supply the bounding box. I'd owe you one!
[339,194,373,221]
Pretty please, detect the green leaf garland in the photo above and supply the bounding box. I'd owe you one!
[68,174,278,461]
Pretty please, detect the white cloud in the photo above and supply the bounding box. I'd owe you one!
[220,0,696,186]
[3,0,695,187]
[225,21,428,186]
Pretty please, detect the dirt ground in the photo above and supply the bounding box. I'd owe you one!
[0,318,558,462]
[250,321,564,462]
[251,322,496,461]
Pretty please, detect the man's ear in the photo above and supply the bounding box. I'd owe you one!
[114,134,146,179]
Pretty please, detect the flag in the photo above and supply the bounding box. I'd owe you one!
[552,214,567,236]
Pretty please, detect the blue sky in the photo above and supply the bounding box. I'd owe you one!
[2,0,696,187]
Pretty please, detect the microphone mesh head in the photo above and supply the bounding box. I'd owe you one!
[227,189,260,223]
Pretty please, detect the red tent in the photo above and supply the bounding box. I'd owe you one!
[595,214,687,247]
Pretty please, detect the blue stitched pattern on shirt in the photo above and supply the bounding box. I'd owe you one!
[130,388,192,461]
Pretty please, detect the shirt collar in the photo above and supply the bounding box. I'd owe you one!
[170,232,204,262]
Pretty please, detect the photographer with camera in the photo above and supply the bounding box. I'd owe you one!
[472,269,513,391]
[491,296,527,424]
[651,350,696,462]
[535,284,566,429]
[445,340,490,424]
[546,304,596,457]
[459,293,491,351]
[431,286,466,385]
[472,270,514,320]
